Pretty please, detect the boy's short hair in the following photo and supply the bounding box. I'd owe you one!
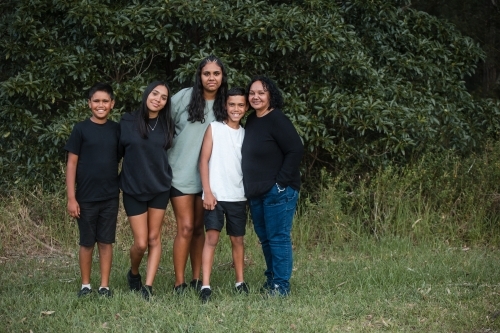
[227,87,246,99]
[88,82,114,100]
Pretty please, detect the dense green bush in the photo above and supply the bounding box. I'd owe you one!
[1,0,499,190]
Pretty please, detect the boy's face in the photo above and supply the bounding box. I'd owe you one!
[225,95,248,124]
[88,91,114,123]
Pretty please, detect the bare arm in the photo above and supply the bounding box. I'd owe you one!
[199,125,217,210]
[66,152,80,218]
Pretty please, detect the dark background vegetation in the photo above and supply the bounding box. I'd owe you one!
[1,0,499,191]
[413,0,500,99]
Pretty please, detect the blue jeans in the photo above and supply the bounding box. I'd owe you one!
[249,184,299,295]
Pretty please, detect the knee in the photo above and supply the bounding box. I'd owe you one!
[230,236,244,247]
[132,240,148,254]
[177,223,194,238]
[148,235,161,248]
[192,224,204,237]
[205,233,219,247]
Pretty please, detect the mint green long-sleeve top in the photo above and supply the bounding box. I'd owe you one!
[167,87,215,194]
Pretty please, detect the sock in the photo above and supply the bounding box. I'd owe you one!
[130,271,140,278]
[81,284,91,290]
[201,285,211,290]
[235,282,243,288]
[99,286,109,291]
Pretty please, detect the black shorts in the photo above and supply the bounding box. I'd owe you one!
[204,201,247,236]
[123,191,170,217]
[77,197,119,247]
[169,186,202,198]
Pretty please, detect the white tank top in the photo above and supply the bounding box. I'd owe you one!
[203,121,246,201]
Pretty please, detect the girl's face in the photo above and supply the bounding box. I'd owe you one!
[201,61,223,97]
[248,80,270,113]
[146,85,168,117]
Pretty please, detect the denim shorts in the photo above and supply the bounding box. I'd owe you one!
[77,197,119,246]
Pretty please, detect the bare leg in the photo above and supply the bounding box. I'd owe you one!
[201,230,220,286]
[79,245,94,285]
[230,236,245,283]
[144,207,165,286]
[190,196,205,281]
[129,212,148,275]
[171,195,196,286]
[97,242,113,287]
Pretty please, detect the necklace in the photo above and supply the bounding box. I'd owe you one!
[257,108,273,118]
[148,117,159,131]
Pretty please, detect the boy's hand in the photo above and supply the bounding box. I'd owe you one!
[67,198,80,218]
[203,192,217,210]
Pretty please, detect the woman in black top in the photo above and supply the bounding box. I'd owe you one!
[119,80,174,300]
[241,76,303,296]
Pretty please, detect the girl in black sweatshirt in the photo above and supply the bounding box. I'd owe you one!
[119,80,174,300]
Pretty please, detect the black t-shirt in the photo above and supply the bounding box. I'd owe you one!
[118,111,172,201]
[64,118,120,202]
[242,109,303,199]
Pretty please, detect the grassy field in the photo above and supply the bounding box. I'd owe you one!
[3,144,500,332]
[1,231,499,333]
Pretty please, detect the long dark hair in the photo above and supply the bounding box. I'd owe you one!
[246,75,284,110]
[137,80,174,149]
[187,55,228,123]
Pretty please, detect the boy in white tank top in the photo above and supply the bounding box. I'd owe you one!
[198,87,249,303]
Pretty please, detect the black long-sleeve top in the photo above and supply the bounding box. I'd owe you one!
[241,109,303,199]
[119,111,172,200]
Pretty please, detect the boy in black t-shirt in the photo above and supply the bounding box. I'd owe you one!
[64,82,120,298]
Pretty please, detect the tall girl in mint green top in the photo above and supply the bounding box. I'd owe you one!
[168,55,228,292]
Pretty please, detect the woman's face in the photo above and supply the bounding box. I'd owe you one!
[146,85,168,116]
[201,61,223,96]
[248,80,270,112]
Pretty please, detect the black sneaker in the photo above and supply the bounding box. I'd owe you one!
[77,287,92,298]
[199,288,212,303]
[141,285,153,301]
[190,279,202,292]
[127,269,142,291]
[260,280,274,293]
[98,288,112,297]
[173,283,188,294]
[235,282,249,295]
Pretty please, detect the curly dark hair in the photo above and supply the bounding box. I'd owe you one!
[136,80,174,149]
[245,75,284,110]
[188,55,228,123]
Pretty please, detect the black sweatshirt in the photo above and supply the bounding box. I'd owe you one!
[119,111,172,200]
[241,109,303,199]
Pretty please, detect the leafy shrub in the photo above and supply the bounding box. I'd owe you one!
[1,0,499,190]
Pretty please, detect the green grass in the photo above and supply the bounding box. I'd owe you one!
[3,144,500,332]
[1,234,499,332]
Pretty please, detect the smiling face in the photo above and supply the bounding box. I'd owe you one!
[146,85,168,117]
[248,80,270,114]
[225,95,248,128]
[201,61,223,99]
[88,91,115,124]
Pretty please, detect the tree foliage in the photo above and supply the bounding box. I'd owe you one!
[1,0,499,190]
[412,0,500,99]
